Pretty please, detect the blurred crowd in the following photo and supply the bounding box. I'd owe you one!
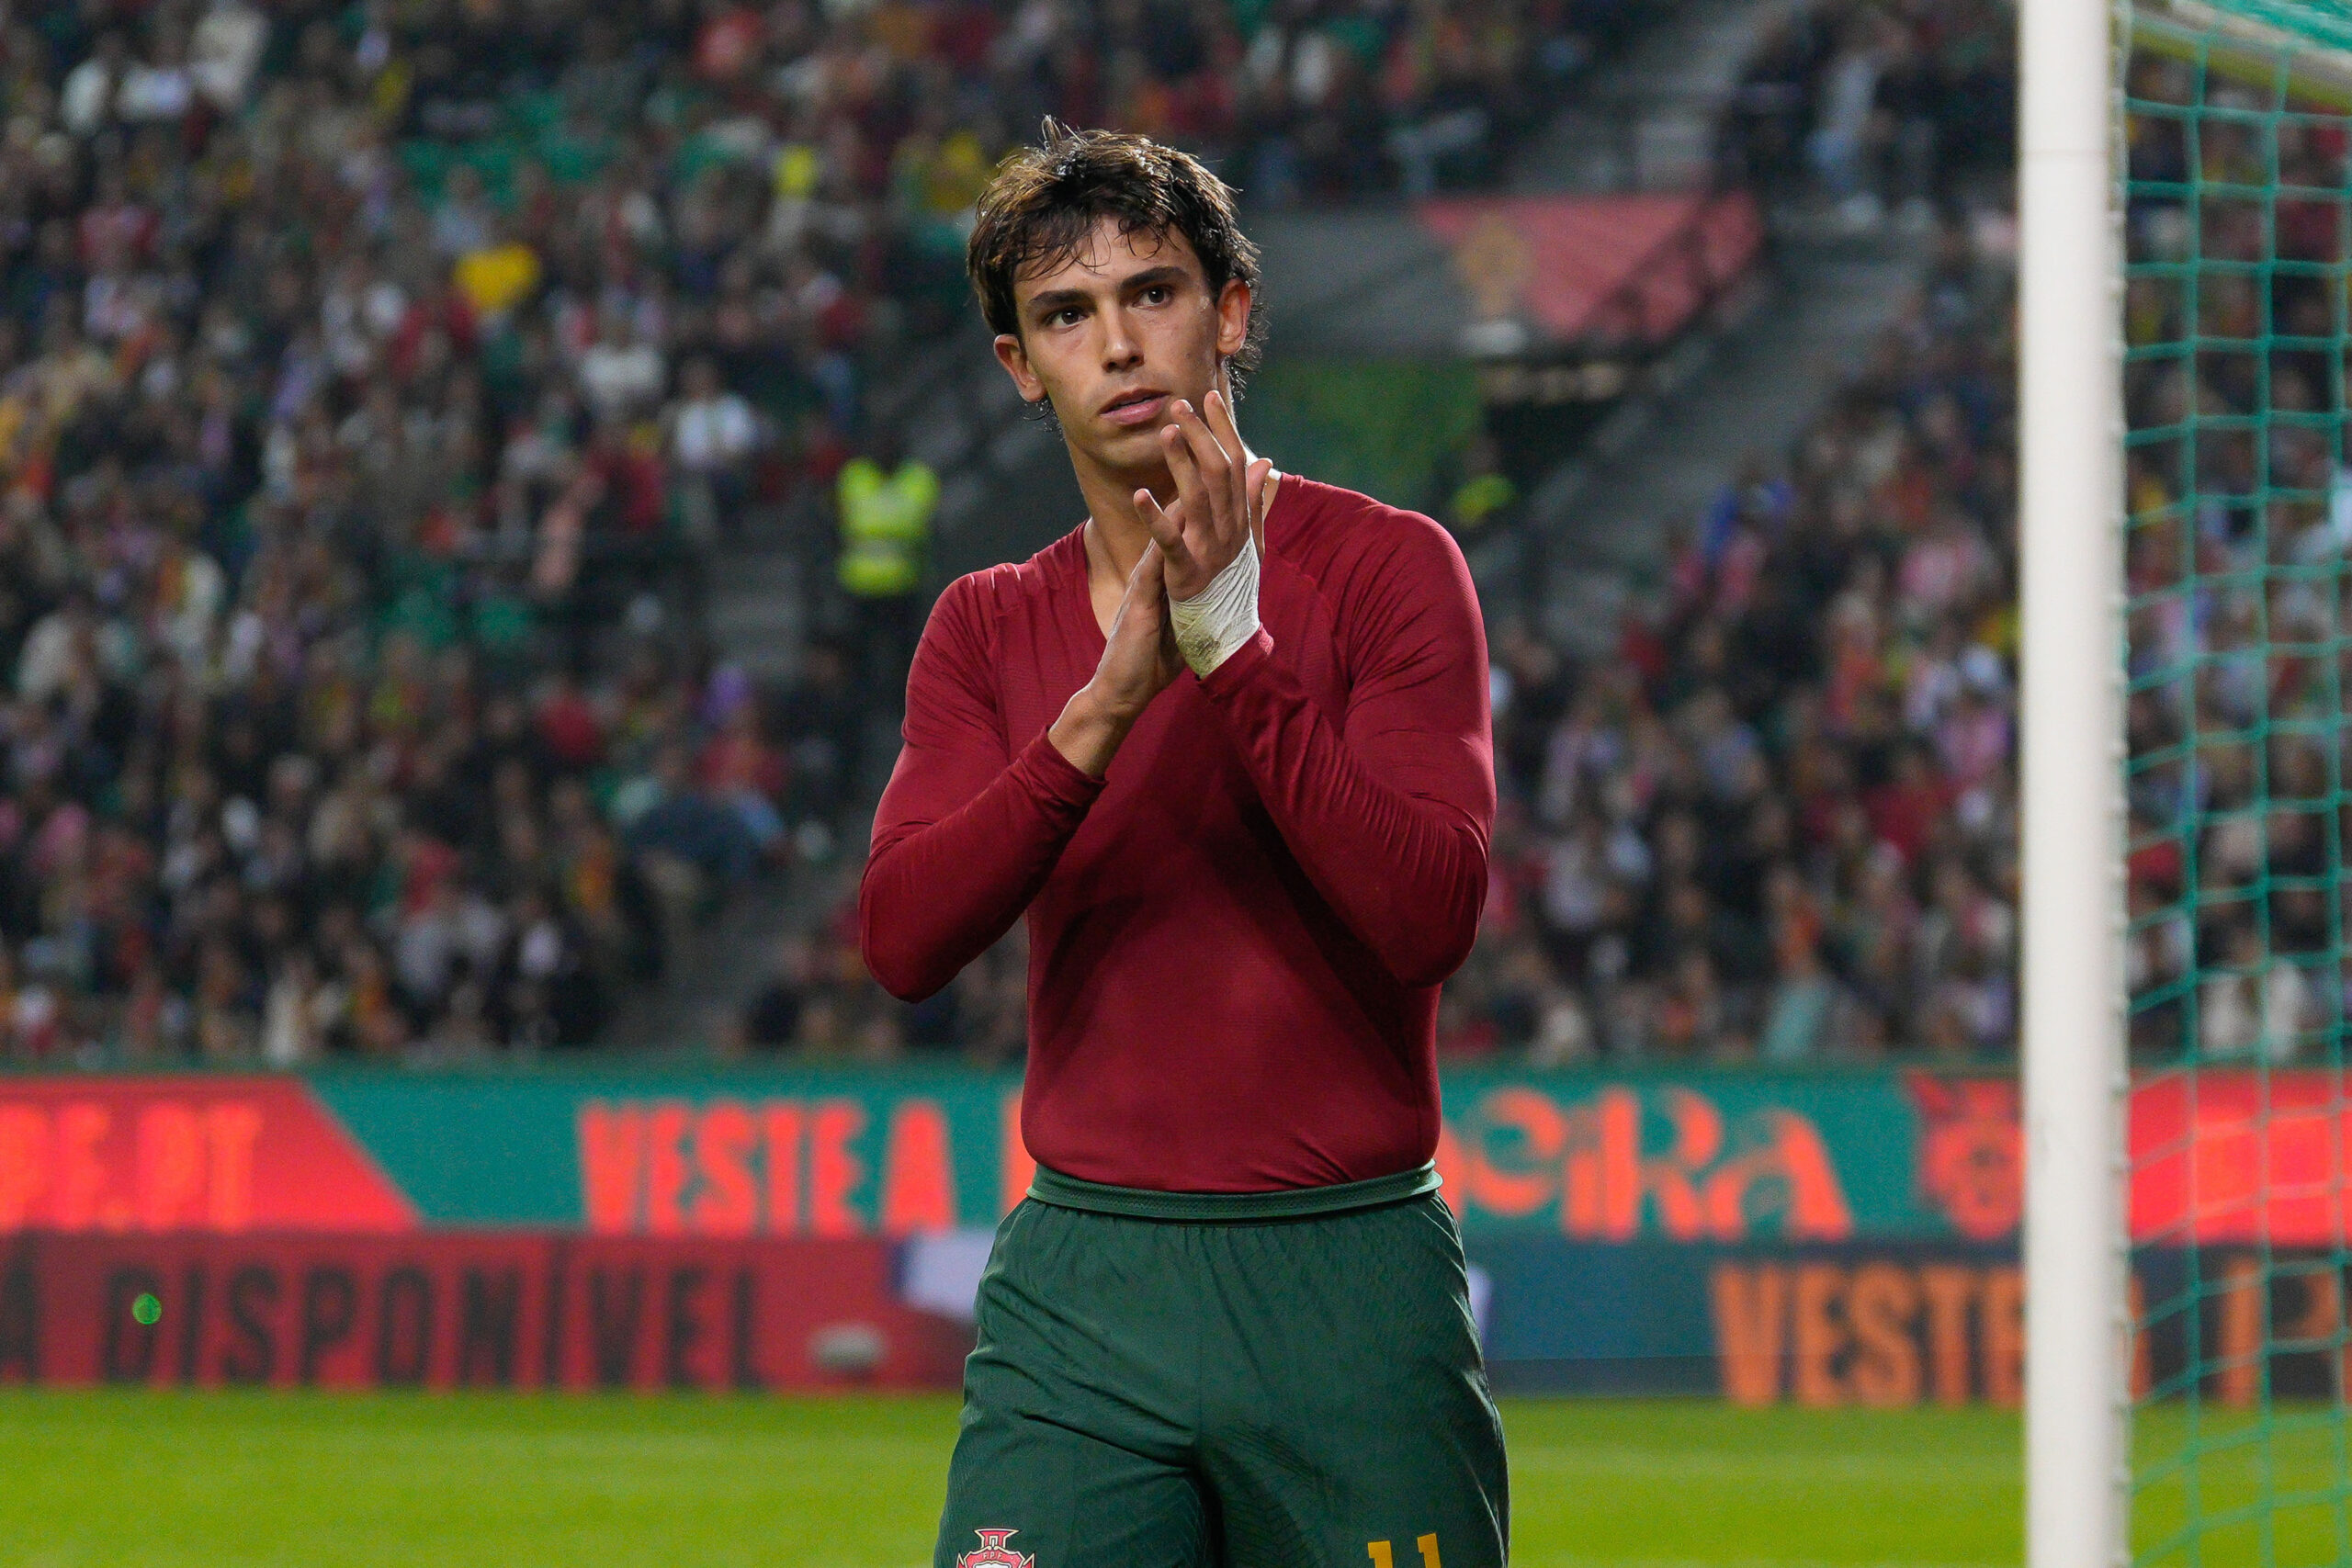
[2119,54,2352,1067]
[729,0,2042,1066]
[705,0,2026,1066]
[0,0,900,1063]
[733,891,1029,1060]
[1437,217,2020,1064]
[749,214,2026,1066]
[35,0,2301,1071]
[1733,0,2014,225]
[0,0,1661,1066]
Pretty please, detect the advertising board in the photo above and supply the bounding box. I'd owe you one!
[0,1066,2329,1246]
[0,1230,967,1392]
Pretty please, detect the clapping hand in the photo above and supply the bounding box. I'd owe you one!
[1136,389,1272,602]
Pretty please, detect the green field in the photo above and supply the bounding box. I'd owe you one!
[0,1393,2335,1566]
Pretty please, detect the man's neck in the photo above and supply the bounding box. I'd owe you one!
[1069,445,1169,585]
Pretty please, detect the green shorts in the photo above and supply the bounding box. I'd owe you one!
[933,1164,1509,1568]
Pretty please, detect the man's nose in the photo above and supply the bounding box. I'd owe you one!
[1100,305,1142,371]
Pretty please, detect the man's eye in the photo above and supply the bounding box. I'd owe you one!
[1140,286,1170,304]
[1054,308,1083,326]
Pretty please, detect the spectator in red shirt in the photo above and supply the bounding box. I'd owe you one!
[1865,743,1952,868]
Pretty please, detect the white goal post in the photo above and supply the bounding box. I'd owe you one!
[2018,0,2130,1565]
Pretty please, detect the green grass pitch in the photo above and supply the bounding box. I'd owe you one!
[0,1392,2324,1566]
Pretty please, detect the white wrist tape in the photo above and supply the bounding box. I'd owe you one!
[1169,535,1261,676]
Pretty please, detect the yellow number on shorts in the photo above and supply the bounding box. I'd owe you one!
[1367,1535,1439,1568]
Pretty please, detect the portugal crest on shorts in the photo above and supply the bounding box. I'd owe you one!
[956,1529,1034,1568]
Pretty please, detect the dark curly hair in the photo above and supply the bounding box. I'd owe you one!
[967,120,1264,375]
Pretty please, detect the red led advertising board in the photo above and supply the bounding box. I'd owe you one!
[0,1068,2345,1246]
[0,1232,967,1393]
[0,1077,413,1235]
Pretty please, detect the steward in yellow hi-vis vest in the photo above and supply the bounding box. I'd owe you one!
[835,454,939,597]
[835,446,939,705]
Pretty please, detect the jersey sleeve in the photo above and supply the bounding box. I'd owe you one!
[859,574,1104,1000]
[1195,513,1495,988]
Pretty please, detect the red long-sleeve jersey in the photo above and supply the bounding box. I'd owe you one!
[859,477,1494,1191]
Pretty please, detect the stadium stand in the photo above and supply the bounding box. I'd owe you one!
[0,0,875,1060]
[0,0,2033,1066]
[1730,0,2017,229]
[0,0,1669,1064]
[732,2,2030,1065]
[756,217,2022,1065]
[1458,221,2018,1063]
[2119,50,2343,1067]
[1430,0,2024,1064]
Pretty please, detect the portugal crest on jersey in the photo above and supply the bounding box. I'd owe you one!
[956,1529,1034,1568]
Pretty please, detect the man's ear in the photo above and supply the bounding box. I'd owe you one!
[993,333,1046,403]
[1215,278,1252,360]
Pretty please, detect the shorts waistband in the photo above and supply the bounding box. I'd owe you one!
[1025,1161,1442,1221]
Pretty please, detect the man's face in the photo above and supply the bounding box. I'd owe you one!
[993,218,1251,480]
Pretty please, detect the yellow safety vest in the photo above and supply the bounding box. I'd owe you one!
[836,457,938,597]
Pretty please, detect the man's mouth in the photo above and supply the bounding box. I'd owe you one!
[1101,389,1170,428]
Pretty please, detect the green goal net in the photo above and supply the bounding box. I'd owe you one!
[2124,2,2352,1562]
